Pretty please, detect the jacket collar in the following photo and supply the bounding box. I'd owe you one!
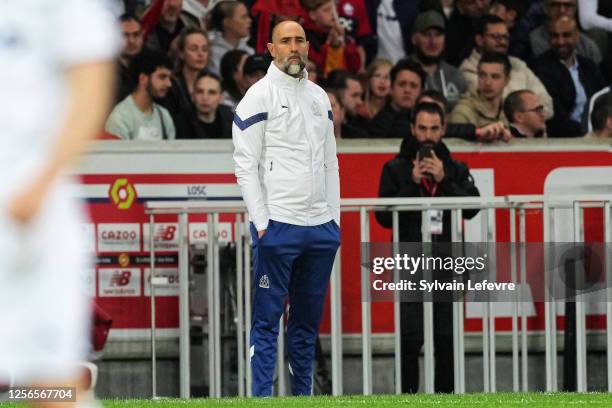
[509,124,527,138]
[266,61,308,89]
[510,123,544,138]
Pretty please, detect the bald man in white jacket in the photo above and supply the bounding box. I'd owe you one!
[232,21,340,397]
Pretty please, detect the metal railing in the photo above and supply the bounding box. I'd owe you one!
[145,194,612,397]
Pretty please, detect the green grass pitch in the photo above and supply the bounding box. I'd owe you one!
[5,393,612,407]
[92,393,612,407]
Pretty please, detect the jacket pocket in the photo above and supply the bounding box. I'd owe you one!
[258,219,276,247]
[262,158,287,204]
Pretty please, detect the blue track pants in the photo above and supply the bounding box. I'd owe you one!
[249,219,340,396]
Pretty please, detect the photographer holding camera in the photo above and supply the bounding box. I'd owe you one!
[375,102,480,393]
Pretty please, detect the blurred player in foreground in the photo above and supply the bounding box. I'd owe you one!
[0,0,118,406]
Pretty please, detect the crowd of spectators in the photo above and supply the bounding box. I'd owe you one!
[104,0,612,141]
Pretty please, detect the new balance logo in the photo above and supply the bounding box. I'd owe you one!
[259,274,270,289]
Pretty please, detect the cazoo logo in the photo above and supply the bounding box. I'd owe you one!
[101,230,138,241]
[97,223,141,252]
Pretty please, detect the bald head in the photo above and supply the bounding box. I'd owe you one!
[267,20,309,78]
[271,20,306,44]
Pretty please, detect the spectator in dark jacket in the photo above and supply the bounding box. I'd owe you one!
[161,28,209,121]
[175,71,233,139]
[489,0,529,58]
[326,70,370,138]
[117,14,145,104]
[531,16,605,137]
[369,58,425,138]
[376,102,480,393]
[529,0,602,64]
[503,90,547,138]
[219,49,249,111]
[376,103,481,241]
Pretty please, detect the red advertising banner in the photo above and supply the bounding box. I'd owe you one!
[79,141,612,336]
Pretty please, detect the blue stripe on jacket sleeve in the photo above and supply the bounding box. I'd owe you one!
[328,110,333,121]
[233,112,268,131]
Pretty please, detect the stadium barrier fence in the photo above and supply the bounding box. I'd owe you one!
[144,195,612,398]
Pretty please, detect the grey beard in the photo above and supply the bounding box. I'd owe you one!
[287,63,302,76]
[284,60,305,78]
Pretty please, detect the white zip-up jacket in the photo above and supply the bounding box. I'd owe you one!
[232,62,340,231]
